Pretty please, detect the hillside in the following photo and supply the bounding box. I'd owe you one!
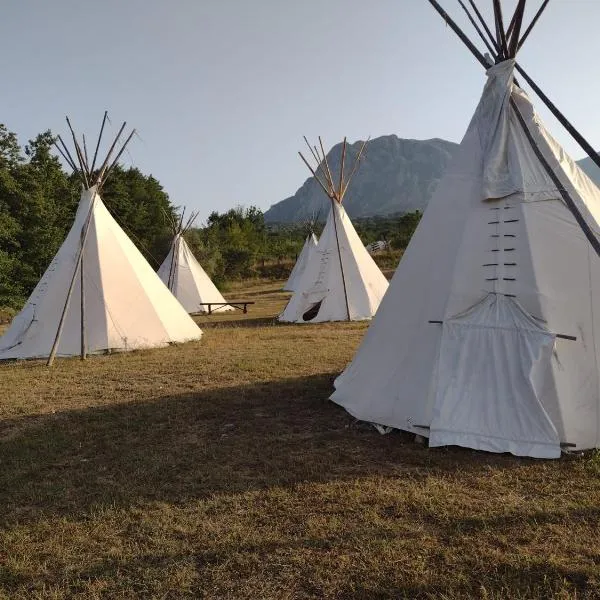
[578,155,600,187]
[266,135,600,223]
[264,136,458,222]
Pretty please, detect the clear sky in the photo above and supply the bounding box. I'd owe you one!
[2,0,599,221]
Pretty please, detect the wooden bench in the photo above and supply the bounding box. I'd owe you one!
[196,302,255,315]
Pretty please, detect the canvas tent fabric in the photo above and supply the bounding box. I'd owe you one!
[279,201,389,323]
[0,187,202,360]
[331,60,600,458]
[157,233,232,314]
[283,232,319,292]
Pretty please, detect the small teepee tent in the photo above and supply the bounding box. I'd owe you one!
[157,209,232,314]
[279,137,389,323]
[283,217,319,292]
[332,0,600,458]
[0,114,202,364]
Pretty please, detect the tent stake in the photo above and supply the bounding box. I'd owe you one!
[47,194,96,366]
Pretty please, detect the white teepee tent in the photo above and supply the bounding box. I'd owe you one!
[332,1,600,458]
[283,231,319,292]
[0,115,202,364]
[279,137,389,323]
[158,210,232,314]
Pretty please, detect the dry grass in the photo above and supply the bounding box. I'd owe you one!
[1,280,599,599]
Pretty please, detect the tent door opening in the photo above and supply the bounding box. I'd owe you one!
[429,294,561,458]
[303,300,324,322]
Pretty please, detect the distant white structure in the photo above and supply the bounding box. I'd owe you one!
[365,240,390,254]
[279,137,388,323]
[158,210,232,314]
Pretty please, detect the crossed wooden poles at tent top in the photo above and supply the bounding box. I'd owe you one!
[53,111,136,190]
[298,137,369,320]
[47,114,136,366]
[164,207,200,293]
[427,0,600,259]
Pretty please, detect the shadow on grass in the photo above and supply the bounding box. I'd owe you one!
[196,315,280,329]
[0,372,557,526]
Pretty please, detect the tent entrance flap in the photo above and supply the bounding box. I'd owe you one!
[429,294,561,458]
[302,299,324,322]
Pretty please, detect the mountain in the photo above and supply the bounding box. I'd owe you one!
[264,136,458,222]
[264,135,600,223]
[577,156,600,188]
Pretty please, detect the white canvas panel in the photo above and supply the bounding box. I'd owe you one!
[158,235,232,314]
[283,233,319,292]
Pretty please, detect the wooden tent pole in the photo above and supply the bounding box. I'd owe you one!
[338,138,347,202]
[466,0,500,54]
[510,97,600,260]
[517,0,550,51]
[313,145,334,188]
[90,111,108,175]
[96,122,127,185]
[330,199,351,321]
[512,64,600,171]
[303,136,332,188]
[80,251,86,360]
[298,152,334,199]
[428,0,600,173]
[341,138,369,200]
[56,135,82,180]
[53,139,78,173]
[507,0,527,57]
[427,0,488,68]
[47,193,96,366]
[303,136,323,171]
[456,0,497,58]
[319,137,336,194]
[102,129,137,185]
[66,117,90,186]
[82,134,89,173]
[167,210,181,292]
[492,0,509,60]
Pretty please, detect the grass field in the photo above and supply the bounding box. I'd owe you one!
[1,279,600,599]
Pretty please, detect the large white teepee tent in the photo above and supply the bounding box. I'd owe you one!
[279,137,389,323]
[332,0,600,459]
[157,210,232,314]
[283,220,319,292]
[0,114,202,364]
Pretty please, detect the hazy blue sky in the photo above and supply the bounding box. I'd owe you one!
[3,0,599,221]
